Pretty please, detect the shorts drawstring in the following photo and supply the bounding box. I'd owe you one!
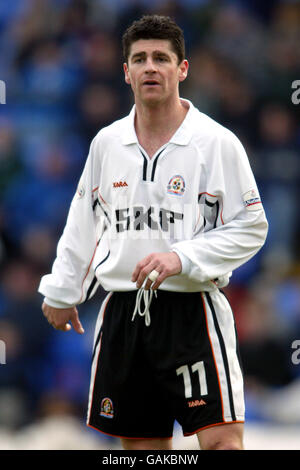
[131,275,157,326]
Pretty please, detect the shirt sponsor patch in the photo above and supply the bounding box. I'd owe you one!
[243,189,262,211]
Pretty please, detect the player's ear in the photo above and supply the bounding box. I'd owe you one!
[123,63,131,85]
[178,59,189,83]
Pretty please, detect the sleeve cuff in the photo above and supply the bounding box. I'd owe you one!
[44,297,75,309]
[172,249,192,276]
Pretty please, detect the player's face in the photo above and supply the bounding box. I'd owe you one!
[123,39,188,106]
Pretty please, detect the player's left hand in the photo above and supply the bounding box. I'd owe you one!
[131,252,182,290]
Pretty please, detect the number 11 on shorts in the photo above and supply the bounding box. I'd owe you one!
[176,361,208,398]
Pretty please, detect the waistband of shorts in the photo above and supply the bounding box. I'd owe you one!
[109,289,205,299]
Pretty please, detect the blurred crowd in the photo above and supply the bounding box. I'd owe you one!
[0,0,300,449]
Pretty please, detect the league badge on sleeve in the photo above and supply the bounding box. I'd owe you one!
[243,188,262,210]
[167,175,185,196]
[77,185,85,198]
[76,175,85,199]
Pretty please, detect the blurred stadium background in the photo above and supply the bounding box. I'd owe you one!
[0,0,299,450]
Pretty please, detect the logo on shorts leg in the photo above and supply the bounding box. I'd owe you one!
[188,399,207,407]
[100,397,114,418]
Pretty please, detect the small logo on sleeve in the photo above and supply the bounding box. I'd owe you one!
[243,189,262,211]
[76,175,85,198]
[77,185,85,198]
[100,397,114,418]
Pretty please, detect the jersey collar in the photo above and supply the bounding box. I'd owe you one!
[121,105,139,145]
[121,98,194,146]
[169,98,194,146]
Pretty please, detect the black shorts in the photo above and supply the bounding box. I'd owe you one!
[86,289,244,439]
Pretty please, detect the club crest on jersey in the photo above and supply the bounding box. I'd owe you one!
[167,175,185,196]
[100,397,114,418]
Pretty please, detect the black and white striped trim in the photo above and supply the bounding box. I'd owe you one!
[202,291,245,423]
[93,198,111,225]
[83,250,110,304]
[198,194,220,229]
[83,275,98,304]
[139,147,167,182]
[87,292,113,423]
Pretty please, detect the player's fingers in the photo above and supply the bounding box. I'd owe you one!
[71,312,85,334]
[131,268,138,283]
[60,323,72,332]
[131,260,145,283]
[150,271,166,291]
[135,261,157,289]
[144,267,161,290]
[131,255,152,283]
[48,321,71,332]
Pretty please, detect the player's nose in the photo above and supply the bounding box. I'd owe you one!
[144,57,158,73]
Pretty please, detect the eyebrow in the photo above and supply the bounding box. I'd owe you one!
[130,50,171,60]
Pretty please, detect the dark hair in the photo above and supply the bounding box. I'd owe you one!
[122,15,185,65]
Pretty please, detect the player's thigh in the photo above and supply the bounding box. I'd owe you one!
[197,422,244,450]
[121,438,173,450]
[87,292,175,440]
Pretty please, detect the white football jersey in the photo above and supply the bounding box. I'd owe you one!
[38,99,268,308]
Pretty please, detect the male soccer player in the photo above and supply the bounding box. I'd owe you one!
[39,15,268,450]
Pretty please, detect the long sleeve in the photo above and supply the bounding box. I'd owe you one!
[172,130,268,284]
[38,137,105,307]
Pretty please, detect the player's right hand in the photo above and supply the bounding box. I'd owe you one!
[42,302,85,334]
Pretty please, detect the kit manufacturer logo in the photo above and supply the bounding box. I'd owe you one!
[113,181,128,188]
[187,399,207,407]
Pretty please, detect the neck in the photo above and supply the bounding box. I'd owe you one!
[135,97,188,140]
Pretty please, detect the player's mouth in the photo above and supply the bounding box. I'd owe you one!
[142,79,160,87]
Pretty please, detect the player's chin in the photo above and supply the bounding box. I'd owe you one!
[141,92,165,106]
